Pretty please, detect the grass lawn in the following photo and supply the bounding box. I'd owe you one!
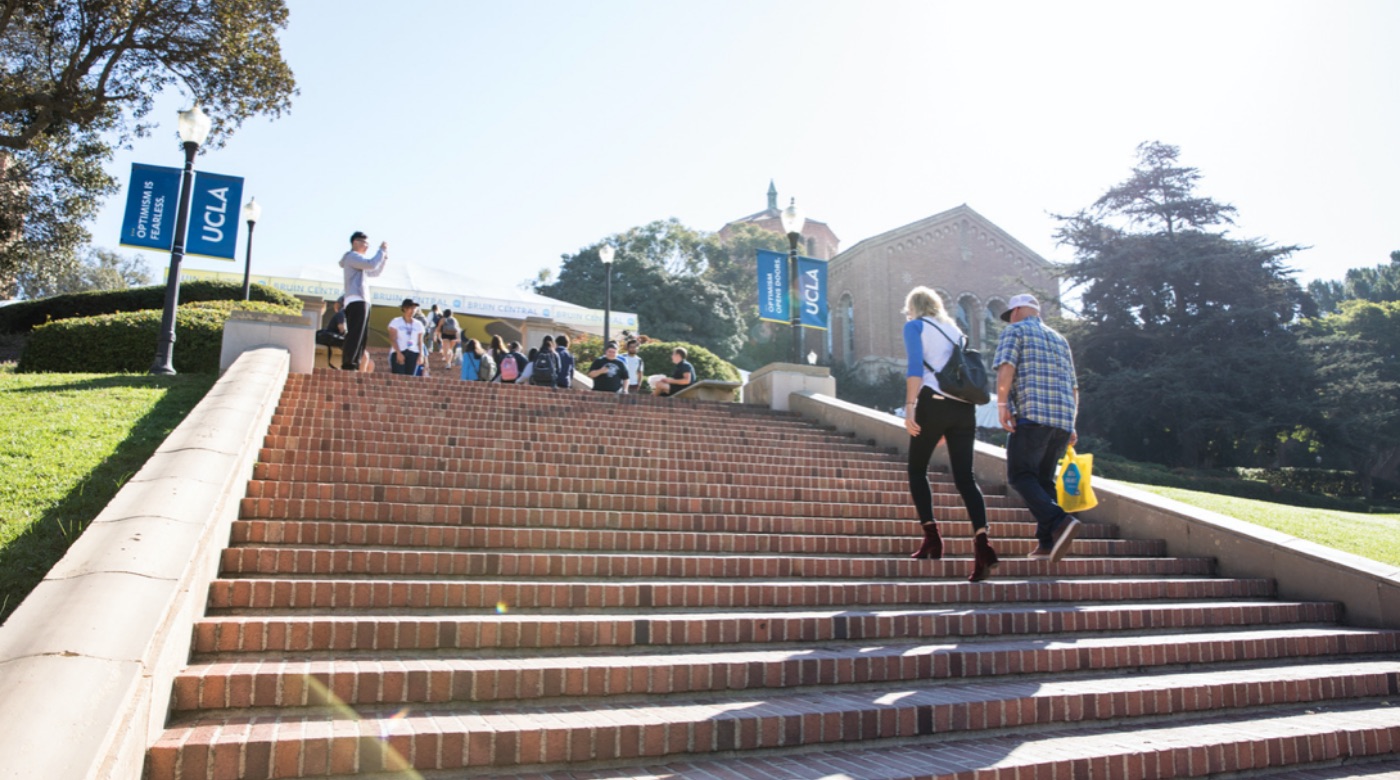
[1134,484,1400,568]
[0,366,215,624]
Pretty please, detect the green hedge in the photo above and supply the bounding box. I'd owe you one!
[17,299,300,374]
[0,281,302,334]
[1091,453,1383,513]
[571,337,741,388]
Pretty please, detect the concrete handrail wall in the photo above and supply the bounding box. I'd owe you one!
[0,348,292,780]
[789,390,1400,629]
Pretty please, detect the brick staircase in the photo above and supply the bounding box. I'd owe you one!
[146,369,1400,779]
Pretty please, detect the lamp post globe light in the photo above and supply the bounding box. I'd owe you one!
[241,197,262,300]
[779,197,806,364]
[150,104,213,375]
[598,243,615,346]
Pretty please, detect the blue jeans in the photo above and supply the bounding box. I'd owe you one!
[1005,421,1072,548]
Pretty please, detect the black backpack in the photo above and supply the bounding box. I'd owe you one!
[530,350,559,386]
[921,318,991,405]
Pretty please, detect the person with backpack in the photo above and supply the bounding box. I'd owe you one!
[435,309,461,366]
[487,335,508,381]
[497,341,526,384]
[459,338,496,382]
[521,335,560,388]
[901,285,997,583]
[554,334,576,389]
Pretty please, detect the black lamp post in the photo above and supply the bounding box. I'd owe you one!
[599,243,615,345]
[150,104,212,375]
[240,197,262,300]
[779,197,806,364]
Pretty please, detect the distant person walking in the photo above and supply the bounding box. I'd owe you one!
[339,231,388,371]
[435,309,461,366]
[554,334,576,389]
[900,286,997,582]
[993,293,1082,564]
[522,335,560,387]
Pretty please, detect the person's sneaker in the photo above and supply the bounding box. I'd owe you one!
[1026,546,1053,560]
[1049,516,1081,563]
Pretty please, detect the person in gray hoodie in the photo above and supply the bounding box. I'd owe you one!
[339,231,389,371]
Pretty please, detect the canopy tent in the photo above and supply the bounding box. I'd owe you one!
[181,261,638,337]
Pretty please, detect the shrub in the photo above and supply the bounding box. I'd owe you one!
[0,281,302,334]
[17,299,301,374]
[572,336,741,386]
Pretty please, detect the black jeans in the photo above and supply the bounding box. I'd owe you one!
[342,300,369,371]
[907,387,987,533]
[390,350,420,376]
[1005,420,1073,547]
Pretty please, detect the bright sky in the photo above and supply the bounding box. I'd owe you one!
[88,0,1399,293]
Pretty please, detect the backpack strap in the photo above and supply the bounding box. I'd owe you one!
[919,317,966,374]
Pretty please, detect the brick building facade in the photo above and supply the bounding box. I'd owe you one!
[828,204,1059,380]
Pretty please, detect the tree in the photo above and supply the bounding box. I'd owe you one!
[17,246,151,298]
[0,0,297,297]
[708,222,791,370]
[1307,251,1400,314]
[1056,142,1315,468]
[536,220,744,361]
[1299,300,1400,499]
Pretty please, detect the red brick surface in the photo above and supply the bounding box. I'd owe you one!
[146,371,1400,779]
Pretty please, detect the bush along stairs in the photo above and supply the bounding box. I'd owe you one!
[146,369,1400,779]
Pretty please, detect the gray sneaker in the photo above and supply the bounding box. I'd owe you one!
[1049,517,1081,563]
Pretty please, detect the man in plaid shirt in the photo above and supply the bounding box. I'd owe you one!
[992,294,1082,564]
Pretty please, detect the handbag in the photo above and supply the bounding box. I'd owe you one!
[921,319,991,405]
[1056,445,1099,513]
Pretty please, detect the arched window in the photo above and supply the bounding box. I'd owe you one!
[956,297,974,340]
[984,299,1007,352]
[840,294,855,365]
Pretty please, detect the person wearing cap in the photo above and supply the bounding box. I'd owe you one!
[387,298,425,376]
[339,231,389,371]
[992,293,1082,563]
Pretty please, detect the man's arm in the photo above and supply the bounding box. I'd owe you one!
[996,363,1017,432]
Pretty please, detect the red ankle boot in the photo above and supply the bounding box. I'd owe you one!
[968,533,999,582]
[910,522,943,560]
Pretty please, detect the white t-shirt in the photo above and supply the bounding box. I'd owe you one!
[388,317,426,352]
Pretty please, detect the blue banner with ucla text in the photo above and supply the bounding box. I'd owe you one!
[756,249,789,324]
[185,171,244,260]
[797,255,828,330]
[119,164,182,252]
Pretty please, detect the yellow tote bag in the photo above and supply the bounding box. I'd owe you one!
[1056,445,1099,513]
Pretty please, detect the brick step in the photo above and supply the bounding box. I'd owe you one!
[190,600,1325,656]
[258,429,900,467]
[218,547,1214,580]
[480,702,1400,780]
[239,480,1030,518]
[230,520,1164,558]
[172,626,1400,711]
[255,447,919,482]
[234,499,1094,540]
[1244,760,1400,779]
[206,577,1270,613]
[235,493,1063,529]
[251,459,972,496]
[148,663,1400,778]
[268,407,865,444]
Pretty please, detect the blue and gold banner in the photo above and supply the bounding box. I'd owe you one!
[119,164,182,252]
[118,164,245,260]
[797,255,828,330]
[756,249,789,324]
[185,171,244,260]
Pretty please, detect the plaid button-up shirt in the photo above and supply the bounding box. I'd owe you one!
[992,316,1078,433]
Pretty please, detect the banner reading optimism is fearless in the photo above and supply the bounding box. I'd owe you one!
[756,249,789,323]
[119,164,245,260]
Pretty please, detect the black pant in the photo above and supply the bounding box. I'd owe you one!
[907,387,988,533]
[342,301,368,371]
[390,350,420,376]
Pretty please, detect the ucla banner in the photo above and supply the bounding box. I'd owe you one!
[756,249,789,323]
[118,165,244,260]
[797,255,829,330]
[185,171,244,260]
[119,164,182,251]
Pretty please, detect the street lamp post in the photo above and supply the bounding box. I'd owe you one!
[599,243,615,345]
[241,197,262,300]
[780,198,806,364]
[150,105,212,375]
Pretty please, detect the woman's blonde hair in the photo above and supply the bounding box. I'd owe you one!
[903,286,953,324]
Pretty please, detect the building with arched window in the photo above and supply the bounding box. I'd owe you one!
[828,204,1058,380]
